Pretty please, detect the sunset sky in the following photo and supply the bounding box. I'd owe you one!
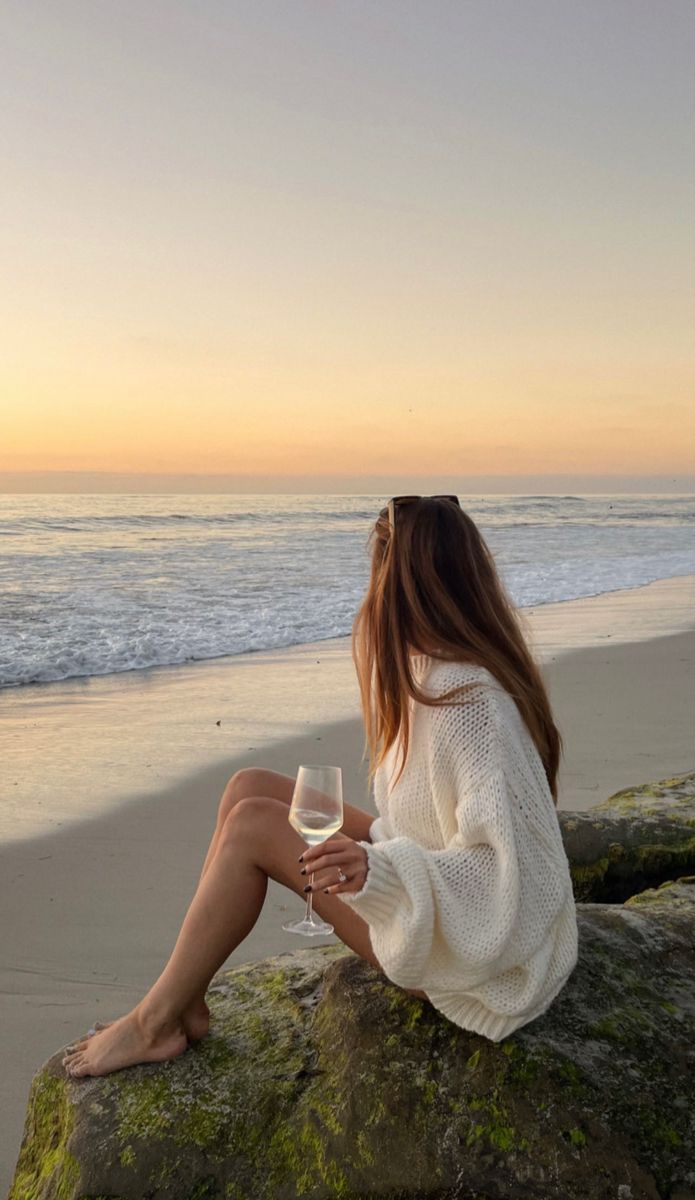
[1,1,694,492]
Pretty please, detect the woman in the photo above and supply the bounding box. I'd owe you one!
[62,495,578,1077]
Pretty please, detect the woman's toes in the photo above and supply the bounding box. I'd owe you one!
[86,1020,112,1038]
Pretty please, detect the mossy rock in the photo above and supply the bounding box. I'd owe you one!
[561,771,695,901]
[9,880,695,1200]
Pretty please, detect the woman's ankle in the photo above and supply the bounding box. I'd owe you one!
[183,996,209,1014]
[135,995,185,1039]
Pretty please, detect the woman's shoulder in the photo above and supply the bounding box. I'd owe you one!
[418,657,517,736]
[421,656,504,694]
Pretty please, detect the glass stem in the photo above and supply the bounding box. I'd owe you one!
[305,872,315,921]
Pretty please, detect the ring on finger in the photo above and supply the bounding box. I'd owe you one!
[337,868,348,883]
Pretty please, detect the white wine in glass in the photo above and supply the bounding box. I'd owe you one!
[282,764,343,937]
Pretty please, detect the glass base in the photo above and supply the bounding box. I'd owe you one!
[282,916,335,936]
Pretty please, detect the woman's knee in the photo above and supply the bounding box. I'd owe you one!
[218,768,266,822]
[219,767,293,822]
[217,794,281,850]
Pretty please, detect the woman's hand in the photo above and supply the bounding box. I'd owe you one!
[299,833,369,896]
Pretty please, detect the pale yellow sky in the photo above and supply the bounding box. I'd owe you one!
[1,3,694,487]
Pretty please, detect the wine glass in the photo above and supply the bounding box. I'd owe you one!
[282,764,343,937]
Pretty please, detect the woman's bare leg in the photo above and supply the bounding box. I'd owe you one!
[197,767,375,883]
[89,768,375,1042]
[196,768,295,884]
[63,795,415,1078]
[183,769,370,1036]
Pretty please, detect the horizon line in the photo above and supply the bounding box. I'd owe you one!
[2,469,694,497]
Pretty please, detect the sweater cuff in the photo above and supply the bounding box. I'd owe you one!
[338,841,405,923]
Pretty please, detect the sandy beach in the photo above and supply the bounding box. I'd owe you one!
[2,575,694,1188]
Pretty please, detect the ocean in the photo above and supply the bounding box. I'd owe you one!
[1,492,694,690]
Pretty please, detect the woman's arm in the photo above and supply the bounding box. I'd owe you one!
[339,800,375,844]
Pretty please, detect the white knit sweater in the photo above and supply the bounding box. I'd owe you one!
[339,655,579,1042]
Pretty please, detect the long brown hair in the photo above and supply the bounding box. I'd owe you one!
[351,497,563,804]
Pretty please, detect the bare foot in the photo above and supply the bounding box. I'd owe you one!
[62,1008,187,1078]
[85,997,210,1044]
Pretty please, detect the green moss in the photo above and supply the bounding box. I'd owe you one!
[466,1121,516,1151]
[625,875,694,907]
[653,1121,682,1147]
[185,1181,221,1200]
[653,775,693,790]
[354,1129,375,1167]
[363,1094,387,1129]
[590,1002,656,1044]
[465,1089,527,1154]
[117,1144,136,1168]
[501,1041,541,1086]
[570,856,610,900]
[386,986,425,1030]
[551,1056,592,1103]
[634,1102,685,1155]
[267,1117,350,1199]
[600,772,691,811]
[8,1072,81,1200]
[566,1128,587,1147]
[632,837,695,874]
[147,1155,184,1192]
[591,1013,620,1041]
[596,772,695,816]
[115,1074,178,1144]
[259,969,289,1003]
[215,956,357,1196]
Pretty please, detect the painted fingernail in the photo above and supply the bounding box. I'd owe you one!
[300,868,306,875]
[303,884,311,892]
[323,888,330,893]
[298,855,304,862]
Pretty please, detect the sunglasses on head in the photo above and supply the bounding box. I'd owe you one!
[384,494,460,530]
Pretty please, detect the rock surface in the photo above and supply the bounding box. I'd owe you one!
[561,771,695,901]
[9,873,695,1200]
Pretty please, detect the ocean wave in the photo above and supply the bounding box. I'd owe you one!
[2,493,693,690]
[4,508,381,534]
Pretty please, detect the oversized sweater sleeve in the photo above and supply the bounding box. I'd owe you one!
[339,765,522,990]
